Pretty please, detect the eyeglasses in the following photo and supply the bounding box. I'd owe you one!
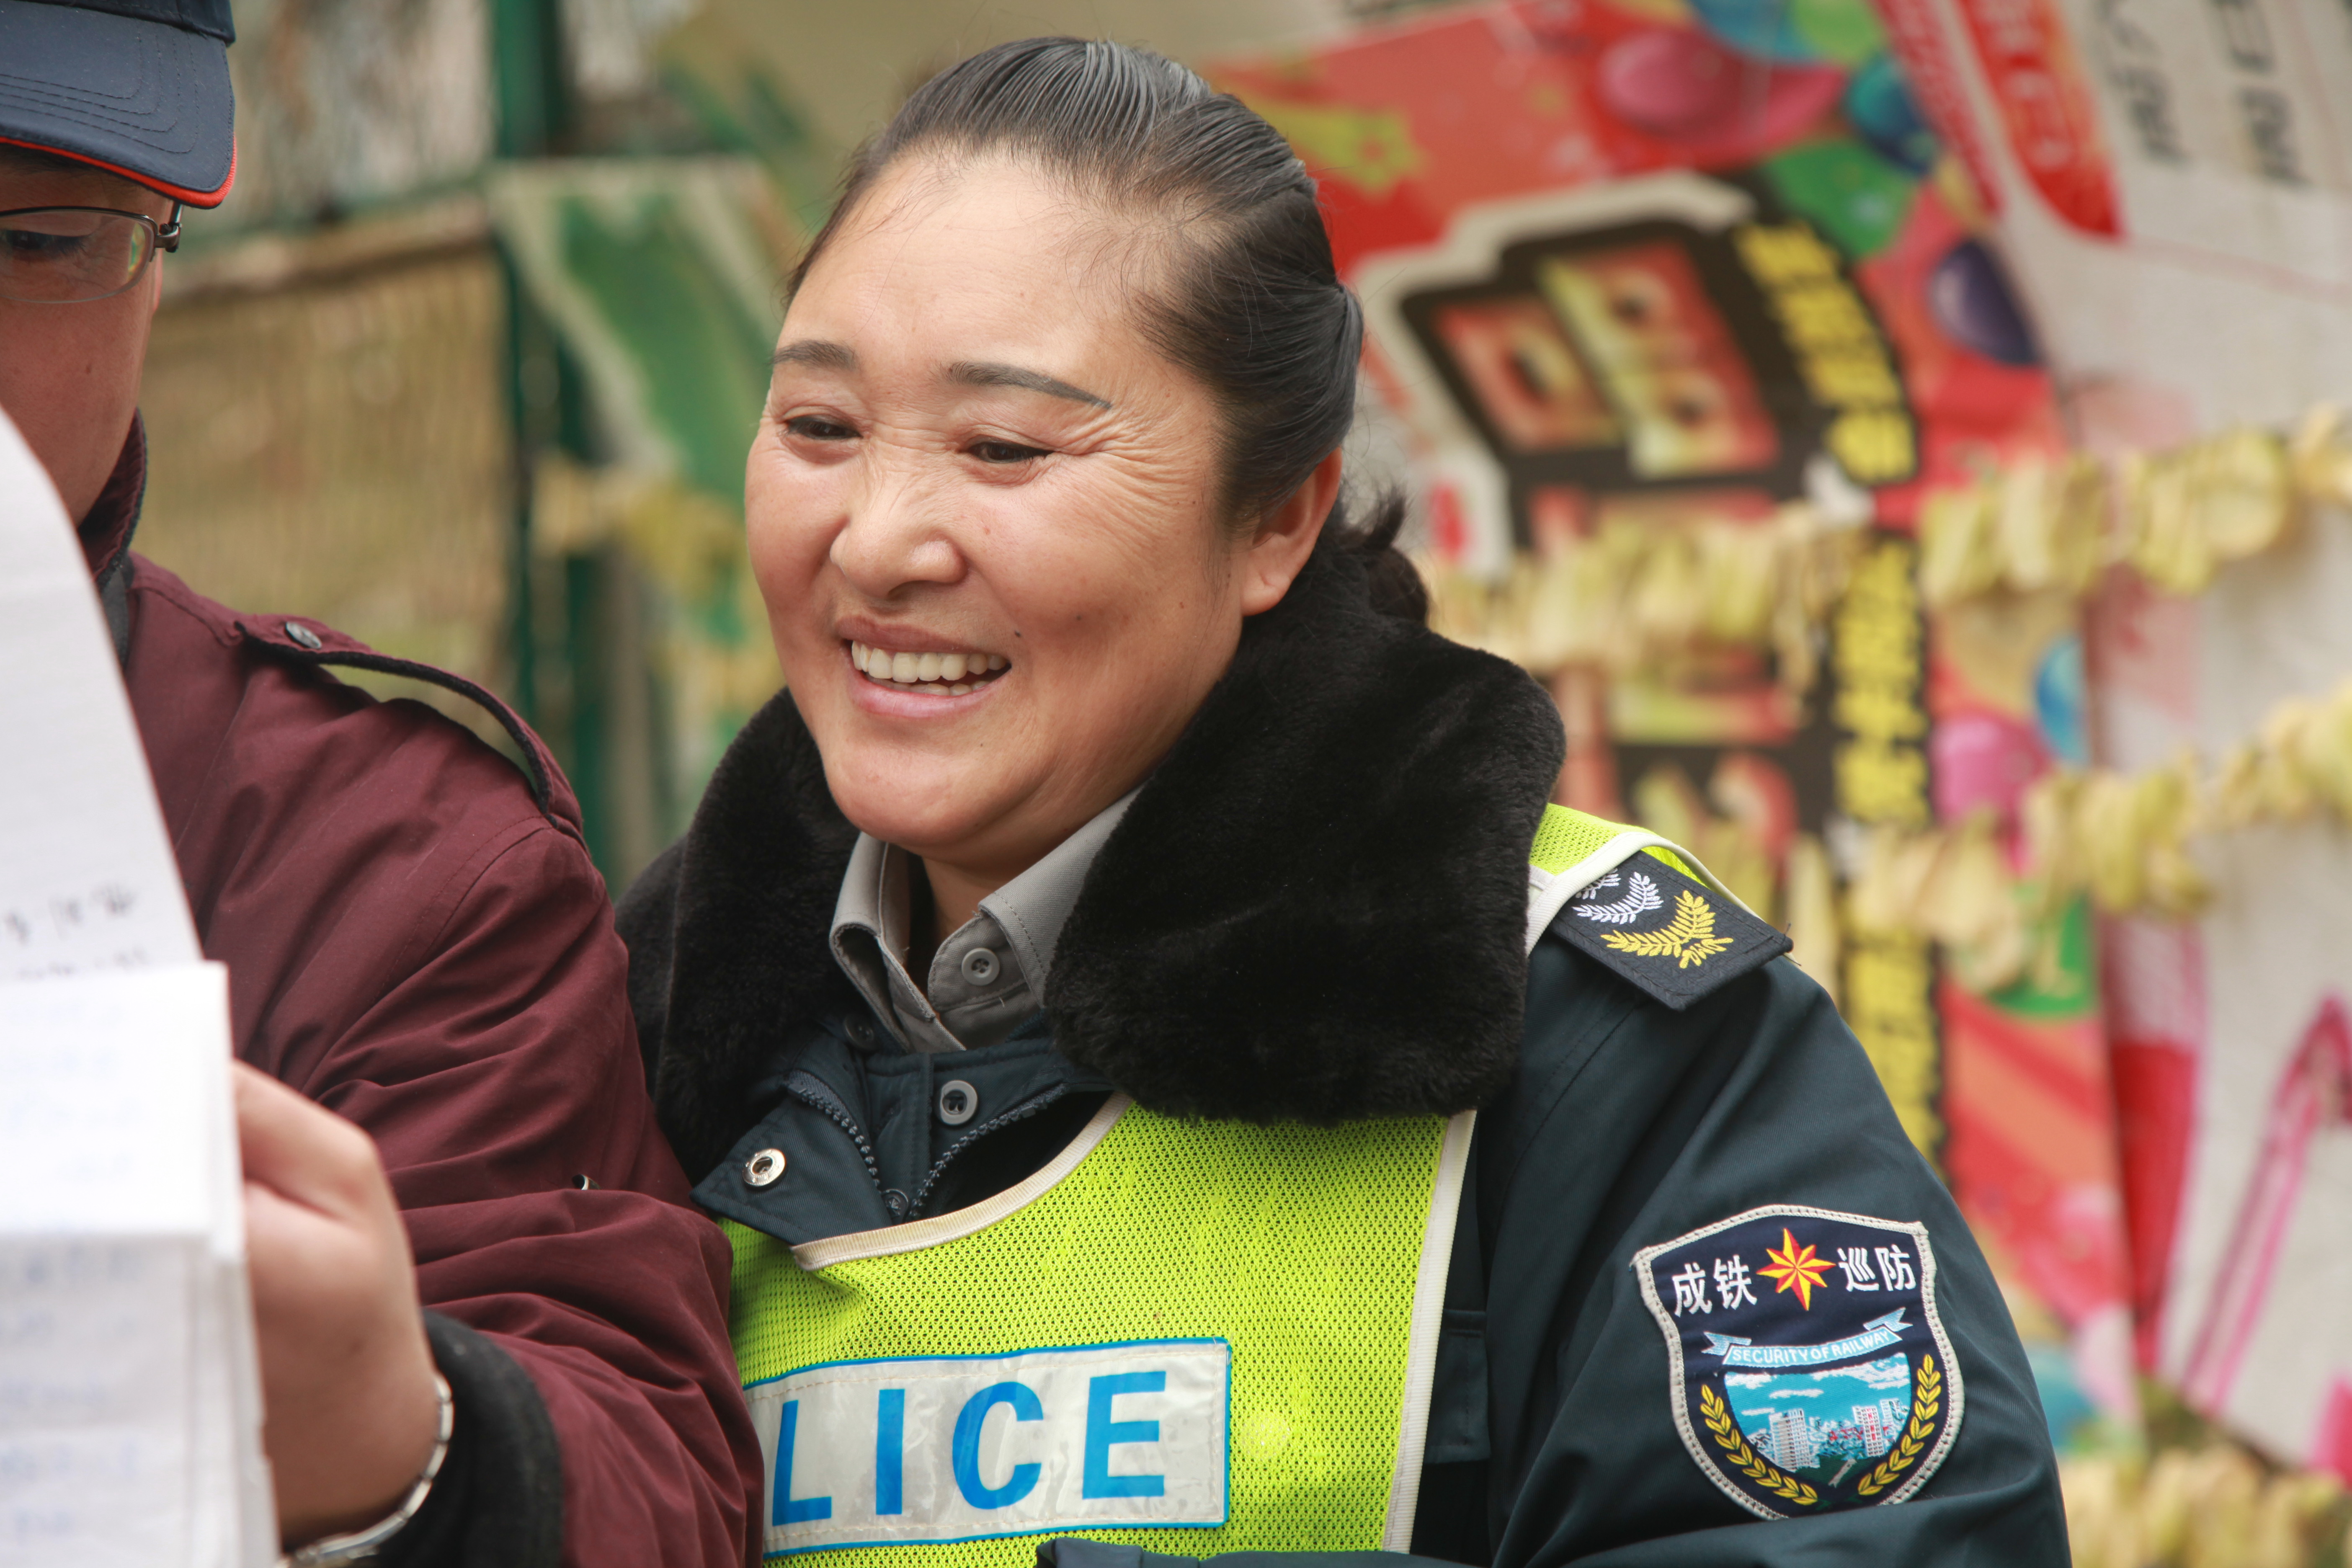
[0,204,183,304]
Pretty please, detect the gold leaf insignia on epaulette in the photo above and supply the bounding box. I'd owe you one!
[1602,890,1736,968]
[1545,850,1792,1009]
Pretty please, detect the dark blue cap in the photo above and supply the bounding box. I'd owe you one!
[0,0,236,206]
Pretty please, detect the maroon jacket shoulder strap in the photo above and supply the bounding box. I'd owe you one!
[238,615,570,832]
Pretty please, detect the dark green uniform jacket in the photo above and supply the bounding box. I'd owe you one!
[618,544,2068,1568]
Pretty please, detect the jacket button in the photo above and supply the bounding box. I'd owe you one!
[284,621,323,650]
[846,1016,878,1049]
[959,948,999,985]
[743,1148,787,1188]
[937,1080,978,1126]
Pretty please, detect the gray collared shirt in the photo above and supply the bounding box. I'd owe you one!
[830,791,1136,1052]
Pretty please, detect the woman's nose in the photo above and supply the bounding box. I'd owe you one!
[829,455,966,597]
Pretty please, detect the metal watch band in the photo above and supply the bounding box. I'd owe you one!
[282,1372,456,1567]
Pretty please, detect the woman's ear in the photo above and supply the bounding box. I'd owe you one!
[1237,448,1344,616]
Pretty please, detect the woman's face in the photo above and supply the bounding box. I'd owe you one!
[747,155,1311,885]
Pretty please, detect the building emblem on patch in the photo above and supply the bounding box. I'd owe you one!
[1632,1205,1964,1519]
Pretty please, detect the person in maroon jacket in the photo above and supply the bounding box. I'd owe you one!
[0,4,761,1564]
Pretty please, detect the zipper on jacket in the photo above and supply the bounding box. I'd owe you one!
[782,1069,885,1193]
[905,1082,1080,1219]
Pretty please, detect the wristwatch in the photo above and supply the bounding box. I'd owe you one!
[282,1372,455,1567]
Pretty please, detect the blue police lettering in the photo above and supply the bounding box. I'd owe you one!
[1084,1371,1166,1498]
[952,1381,1044,1509]
[875,1387,906,1516]
[773,1399,832,1525]
[748,1339,1231,1547]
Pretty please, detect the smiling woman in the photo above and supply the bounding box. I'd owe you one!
[616,36,2066,1568]
[748,139,1353,931]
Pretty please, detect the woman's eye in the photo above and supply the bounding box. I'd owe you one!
[969,440,1050,464]
[783,415,856,441]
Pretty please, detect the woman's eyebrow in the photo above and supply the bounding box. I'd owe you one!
[772,339,857,371]
[946,360,1111,408]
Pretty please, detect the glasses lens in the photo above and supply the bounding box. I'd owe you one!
[0,210,154,304]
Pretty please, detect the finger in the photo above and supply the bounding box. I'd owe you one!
[242,1177,386,1328]
[242,1173,359,1257]
[233,1061,387,1219]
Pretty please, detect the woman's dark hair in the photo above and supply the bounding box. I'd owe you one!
[791,36,1426,622]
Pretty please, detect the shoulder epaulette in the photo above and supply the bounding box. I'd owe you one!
[240,614,563,825]
[1543,846,1791,1009]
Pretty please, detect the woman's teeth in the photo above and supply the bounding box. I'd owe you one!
[848,642,1008,696]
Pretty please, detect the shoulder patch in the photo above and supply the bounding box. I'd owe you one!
[1633,1205,1965,1520]
[1544,851,1789,1008]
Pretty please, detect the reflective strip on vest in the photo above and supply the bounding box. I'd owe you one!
[725,805,1711,1564]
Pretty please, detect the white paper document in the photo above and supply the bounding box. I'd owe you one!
[0,407,272,1565]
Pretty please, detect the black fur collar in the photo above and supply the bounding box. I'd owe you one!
[637,543,1564,1176]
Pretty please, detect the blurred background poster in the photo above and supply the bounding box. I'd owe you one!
[1881,0,2352,1484]
[1205,0,2133,1460]
[139,0,804,885]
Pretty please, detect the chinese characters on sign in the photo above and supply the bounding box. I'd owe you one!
[1732,222,1918,487]
[1832,540,1942,1158]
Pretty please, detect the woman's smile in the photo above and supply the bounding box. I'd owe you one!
[843,638,1011,699]
[846,642,1008,690]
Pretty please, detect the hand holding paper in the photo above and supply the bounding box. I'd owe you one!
[236,1065,442,1548]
